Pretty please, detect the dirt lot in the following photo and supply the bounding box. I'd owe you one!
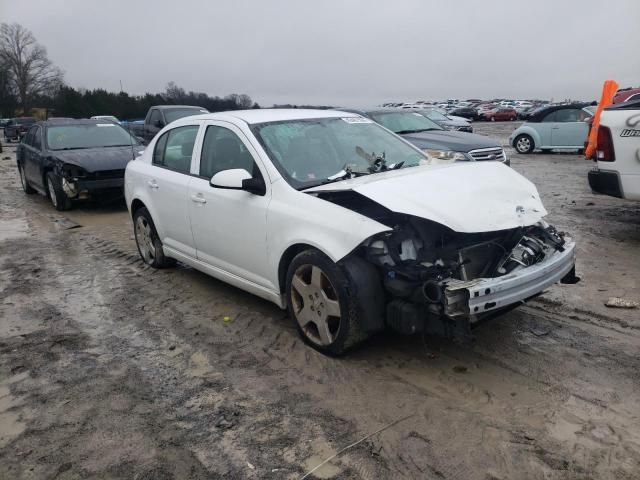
[1,122,639,480]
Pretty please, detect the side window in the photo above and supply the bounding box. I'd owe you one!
[152,125,198,174]
[555,109,580,122]
[199,125,258,179]
[541,111,557,122]
[149,109,163,128]
[32,126,42,150]
[24,126,37,146]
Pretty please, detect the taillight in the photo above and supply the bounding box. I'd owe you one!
[596,126,615,162]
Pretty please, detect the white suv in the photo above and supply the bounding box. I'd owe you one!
[125,109,577,355]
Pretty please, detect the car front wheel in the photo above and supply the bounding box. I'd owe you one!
[514,134,535,154]
[46,172,72,210]
[133,207,174,268]
[286,249,368,356]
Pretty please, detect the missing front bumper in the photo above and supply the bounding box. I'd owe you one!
[444,239,577,320]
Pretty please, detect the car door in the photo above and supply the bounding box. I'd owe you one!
[20,126,38,184]
[551,108,589,147]
[537,110,558,146]
[145,109,164,143]
[188,121,273,289]
[147,123,201,257]
[24,126,44,187]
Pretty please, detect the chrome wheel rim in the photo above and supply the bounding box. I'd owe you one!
[516,137,531,153]
[135,216,156,264]
[47,177,57,207]
[290,264,341,346]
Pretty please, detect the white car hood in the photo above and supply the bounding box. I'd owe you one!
[304,162,547,233]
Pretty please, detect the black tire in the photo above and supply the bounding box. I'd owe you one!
[45,171,72,211]
[133,207,175,268]
[285,249,369,356]
[514,134,535,154]
[18,164,35,194]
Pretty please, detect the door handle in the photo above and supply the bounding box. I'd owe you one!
[147,180,159,189]
[191,194,207,204]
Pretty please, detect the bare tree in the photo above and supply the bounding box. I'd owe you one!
[0,23,63,112]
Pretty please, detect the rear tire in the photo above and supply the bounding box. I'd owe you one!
[285,249,369,356]
[514,134,535,154]
[46,172,72,210]
[18,164,35,194]
[133,207,175,268]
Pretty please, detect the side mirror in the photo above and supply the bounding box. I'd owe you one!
[210,169,266,196]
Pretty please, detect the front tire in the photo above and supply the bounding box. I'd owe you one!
[514,134,535,154]
[18,164,35,194]
[133,207,174,268]
[286,249,368,356]
[46,172,72,210]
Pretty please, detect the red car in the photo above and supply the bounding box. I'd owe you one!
[482,107,517,121]
[613,87,640,104]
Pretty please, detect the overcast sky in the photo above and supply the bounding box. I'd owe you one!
[2,0,638,106]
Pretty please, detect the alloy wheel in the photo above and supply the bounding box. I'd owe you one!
[516,137,531,153]
[290,264,341,346]
[135,215,156,264]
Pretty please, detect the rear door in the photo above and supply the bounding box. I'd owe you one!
[23,126,45,187]
[146,122,201,257]
[551,108,589,147]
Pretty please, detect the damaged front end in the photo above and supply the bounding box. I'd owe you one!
[53,161,125,201]
[354,213,577,341]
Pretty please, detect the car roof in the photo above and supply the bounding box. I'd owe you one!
[153,105,207,110]
[39,118,122,127]
[171,108,361,125]
[527,103,589,122]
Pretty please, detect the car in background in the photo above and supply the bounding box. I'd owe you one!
[4,117,37,142]
[91,115,120,123]
[613,87,640,104]
[16,118,144,210]
[416,108,473,132]
[481,107,517,122]
[448,106,479,121]
[343,108,508,164]
[125,108,576,355]
[509,104,593,154]
[588,99,640,200]
[128,105,210,144]
[0,118,11,128]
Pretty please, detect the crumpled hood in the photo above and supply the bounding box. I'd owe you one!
[401,130,499,151]
[51,146,145,172]
[304,162,547,233]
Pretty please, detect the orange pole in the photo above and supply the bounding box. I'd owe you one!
[585,80,619,159]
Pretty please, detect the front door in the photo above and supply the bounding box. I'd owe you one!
[188,122,273,289]
[551,108,589,147]
[146,123,200,257]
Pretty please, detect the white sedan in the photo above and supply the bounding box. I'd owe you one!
[125,109,577,355]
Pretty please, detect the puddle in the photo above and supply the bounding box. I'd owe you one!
[0,218,30,241]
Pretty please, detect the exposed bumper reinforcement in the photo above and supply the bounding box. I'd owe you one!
[444,239,576,320]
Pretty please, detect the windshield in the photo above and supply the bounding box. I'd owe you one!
[368,111,443,134]
[251,117,427,189]
[418,109,449,121]
[164,108,208,123]
[46,123,140,150]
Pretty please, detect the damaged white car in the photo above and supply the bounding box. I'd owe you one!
[125,109,578,355]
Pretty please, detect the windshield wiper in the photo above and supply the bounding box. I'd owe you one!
[395,128,437,134]
[54,147,87,151]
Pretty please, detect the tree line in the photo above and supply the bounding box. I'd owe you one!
[0,23,259,119]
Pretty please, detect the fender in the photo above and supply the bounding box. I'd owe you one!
[512,124,542,149]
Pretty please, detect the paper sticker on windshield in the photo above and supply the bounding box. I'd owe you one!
[96,123,116,127]
[342,117,372,124]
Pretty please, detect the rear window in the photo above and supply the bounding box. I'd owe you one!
[46,124,139,150]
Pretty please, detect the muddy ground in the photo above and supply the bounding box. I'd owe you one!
[1,122,639,480]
